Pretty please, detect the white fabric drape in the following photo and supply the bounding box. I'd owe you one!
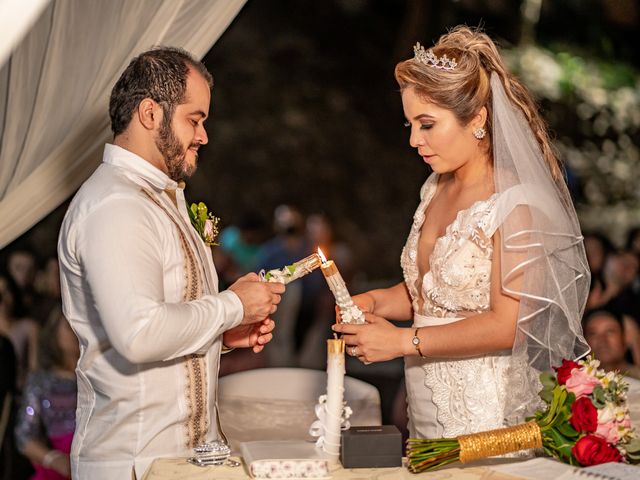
[0,0,247,248]
[0,0,50,68]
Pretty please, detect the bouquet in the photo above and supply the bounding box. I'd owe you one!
[407,356,640,473]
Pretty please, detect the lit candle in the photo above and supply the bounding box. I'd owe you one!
[324,337,345,460]
[261,253,321,284]
[318,248,365,324]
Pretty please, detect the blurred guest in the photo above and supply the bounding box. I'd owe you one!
[588,249,638,308]
[584,232,614,309]
[306,213,354,281]
[214,211,268,288]
[15,307,79,480]
[257,204,311,367]
[584,232,614,277]
[601,250,640,350]
[1,335,18,479]
[0,334,16,424]
[32,257,62,327]
[6,249,43,323]
[583,309,640,380]
[298,213,354,369]
[0,272,39,390]
[626,227,640,258]
[220,211,268,274]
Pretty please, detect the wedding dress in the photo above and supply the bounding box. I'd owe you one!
[401,173,540,439]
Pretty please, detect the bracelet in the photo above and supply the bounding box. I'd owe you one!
[42,449,63,468]
[412,328,426,358]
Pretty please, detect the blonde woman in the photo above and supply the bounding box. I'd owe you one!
[334,26,590,439]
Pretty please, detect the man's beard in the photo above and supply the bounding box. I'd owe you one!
[155,118,198,182]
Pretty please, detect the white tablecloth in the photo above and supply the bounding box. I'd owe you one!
[142,457,521,479]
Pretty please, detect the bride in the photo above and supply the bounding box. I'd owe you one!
[333,26,590,439]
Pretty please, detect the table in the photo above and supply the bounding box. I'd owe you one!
[142,457,522,479]
[142,381,640,479]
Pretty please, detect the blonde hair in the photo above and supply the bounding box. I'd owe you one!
[395,26,562,180]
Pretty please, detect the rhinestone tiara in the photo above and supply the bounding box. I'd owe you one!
[413,42,457,71]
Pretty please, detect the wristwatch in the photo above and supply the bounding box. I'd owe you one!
[412,328,426,358]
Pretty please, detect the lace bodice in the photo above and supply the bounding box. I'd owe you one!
[401,173,498,317]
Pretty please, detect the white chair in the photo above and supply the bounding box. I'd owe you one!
[218,367,382,452]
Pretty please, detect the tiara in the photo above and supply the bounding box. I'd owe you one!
[413,42,457,70]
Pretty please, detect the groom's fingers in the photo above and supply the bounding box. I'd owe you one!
[236,272,260,282]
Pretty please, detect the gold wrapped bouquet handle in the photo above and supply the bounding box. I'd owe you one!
[458,421,542,463]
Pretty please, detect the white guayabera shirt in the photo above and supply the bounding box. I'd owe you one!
[58,144,243,479]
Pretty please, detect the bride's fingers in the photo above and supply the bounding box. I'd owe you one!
[260,319,275,334]
[339,333,358,345]
[332,323,361,335]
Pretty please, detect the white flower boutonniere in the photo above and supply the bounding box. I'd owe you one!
[188,202,220,247]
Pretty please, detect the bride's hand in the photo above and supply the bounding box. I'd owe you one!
[223,318,275,353]
[332,313,409,363]
[334,292,376,323]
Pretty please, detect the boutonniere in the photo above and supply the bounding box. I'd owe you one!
[188,202,220,247]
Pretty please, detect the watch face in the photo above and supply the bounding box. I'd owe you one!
[412,336,419,345]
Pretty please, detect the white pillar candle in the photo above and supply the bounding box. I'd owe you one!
[324,338,345,460]
[318,251,365,324]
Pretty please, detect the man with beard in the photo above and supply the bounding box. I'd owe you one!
[57,47,285,479]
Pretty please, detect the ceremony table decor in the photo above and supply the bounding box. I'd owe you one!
[307,337,352,462]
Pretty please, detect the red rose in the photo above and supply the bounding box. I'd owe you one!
[570,397,598,433]
[554,359,580,385]
[572,435,623,466]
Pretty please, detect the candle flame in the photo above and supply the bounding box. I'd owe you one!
[317,247,327,264]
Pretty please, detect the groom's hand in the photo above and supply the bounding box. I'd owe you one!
[228,272,285,324]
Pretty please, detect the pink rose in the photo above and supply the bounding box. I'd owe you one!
[596,420,619,444]
[565,369,601,399]
[203,219,215,243]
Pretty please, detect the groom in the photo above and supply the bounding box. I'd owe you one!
[58,47,285,479]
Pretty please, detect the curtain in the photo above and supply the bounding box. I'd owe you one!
[0,0,50,68]
[0,0,247,248]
